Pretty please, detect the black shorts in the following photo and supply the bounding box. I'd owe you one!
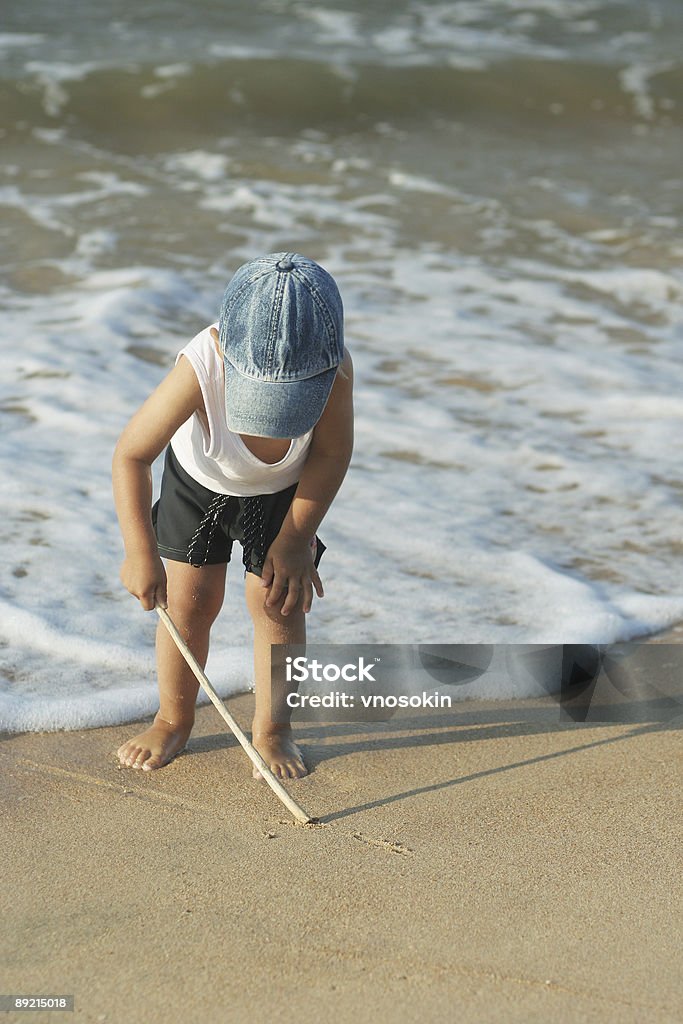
[152,446,326,576]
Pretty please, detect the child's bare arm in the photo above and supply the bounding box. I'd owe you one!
[112,356,202,610]
[263,349,354,615]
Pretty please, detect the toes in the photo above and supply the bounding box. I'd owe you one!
[117,731,189,772]
[251,744,307,781]
[287,747,307,777]
[253,760,307,780]
[254,762,287,781]
[132,750,151,769]
[121,745,153,769]
[287,760,307,778]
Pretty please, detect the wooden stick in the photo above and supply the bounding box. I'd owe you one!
[155,606,315,825]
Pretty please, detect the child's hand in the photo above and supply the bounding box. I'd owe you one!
[260,536,323,616]
[119,552,168,611]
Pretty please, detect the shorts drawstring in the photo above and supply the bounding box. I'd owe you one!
[240,495,266,575]
[187,493,230,567]
[185,492,266,573]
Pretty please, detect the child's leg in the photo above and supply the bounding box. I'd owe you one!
[117,560,227,771]
[244,571,308,780]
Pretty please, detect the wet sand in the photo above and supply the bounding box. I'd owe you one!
[2,630,682,1023]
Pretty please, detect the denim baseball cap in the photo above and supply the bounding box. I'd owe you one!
[218,252,344,438]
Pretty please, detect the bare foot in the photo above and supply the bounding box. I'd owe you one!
[116,712,193,772]
[251,726,308,781]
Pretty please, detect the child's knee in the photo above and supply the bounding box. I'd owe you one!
[246,582,303,628]
[167,565,226,624]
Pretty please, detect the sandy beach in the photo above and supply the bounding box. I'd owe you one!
[2,631,681,1023]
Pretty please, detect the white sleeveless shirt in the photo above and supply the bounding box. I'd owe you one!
[170,324,314,496]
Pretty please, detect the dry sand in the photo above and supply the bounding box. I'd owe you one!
[2,630,682,1023]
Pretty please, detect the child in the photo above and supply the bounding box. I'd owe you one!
[113,253,353,780]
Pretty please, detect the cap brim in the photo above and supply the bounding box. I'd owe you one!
[224,361,337,438]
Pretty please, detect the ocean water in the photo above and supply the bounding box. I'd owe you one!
[1,0,682,731]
